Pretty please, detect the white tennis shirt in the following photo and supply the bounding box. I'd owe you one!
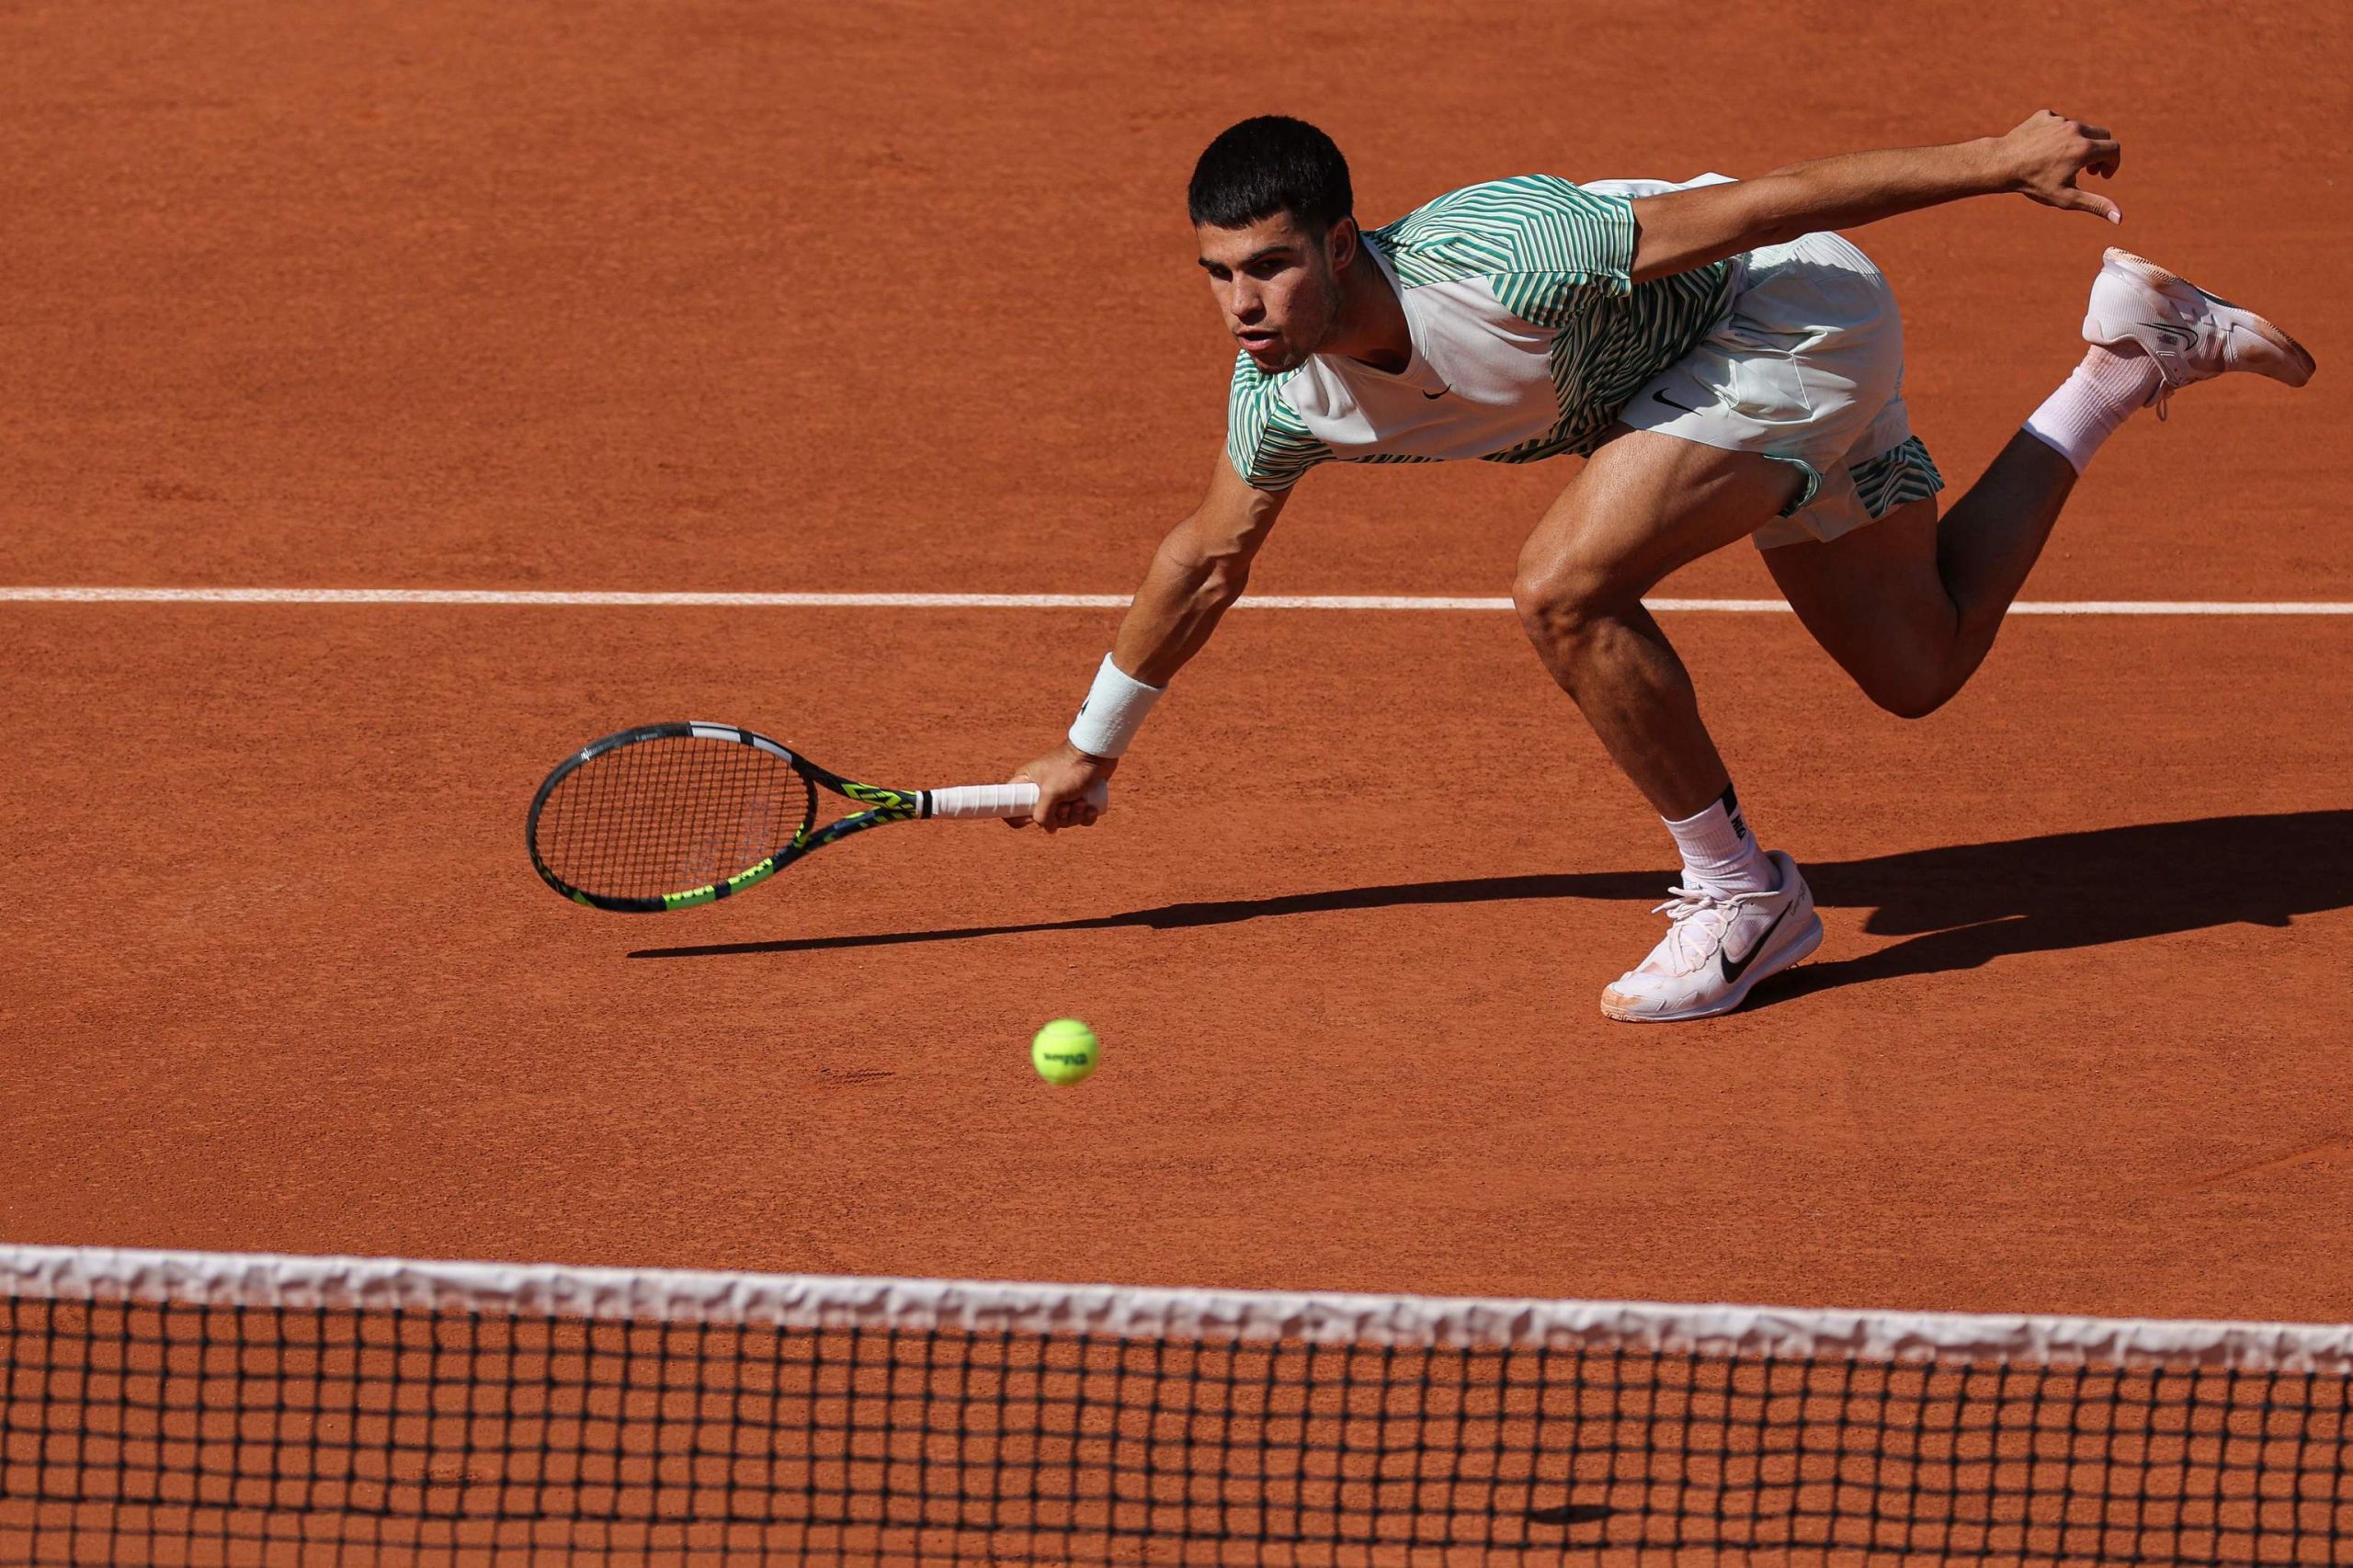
[1225,175,1737,490]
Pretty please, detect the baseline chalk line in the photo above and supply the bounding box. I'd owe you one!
[2,587,2349,615]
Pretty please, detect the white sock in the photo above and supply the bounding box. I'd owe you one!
[2022,346,2164,473]
[1665,784,1773,897]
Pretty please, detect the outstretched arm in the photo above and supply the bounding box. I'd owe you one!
[1108,456,1289,686]
[1628,111,2122,283]
[1009,456,1289,830]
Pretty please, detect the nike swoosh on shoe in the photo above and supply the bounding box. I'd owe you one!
[1717,903,1792,985]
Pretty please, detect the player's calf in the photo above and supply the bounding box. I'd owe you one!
[1508,568,1733,826]
[1776,249,2316,740]
[1511,430,1802,816]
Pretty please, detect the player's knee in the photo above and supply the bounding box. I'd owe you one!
[1873,688,1949,722]
[1511,562,1622,653]
[1859,666,1956,721]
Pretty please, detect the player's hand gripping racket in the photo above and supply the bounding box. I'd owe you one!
[527,722,1105,913]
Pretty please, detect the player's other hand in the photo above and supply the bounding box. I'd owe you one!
[1999,110,2122,223]
[1007,742,1117,833]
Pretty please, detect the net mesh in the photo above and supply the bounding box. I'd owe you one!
[529,732,812,901]
[3,1246,2348,1566]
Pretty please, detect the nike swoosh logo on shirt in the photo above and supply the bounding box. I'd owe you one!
[1718,903,1793,985]
[1653,389,1701,415]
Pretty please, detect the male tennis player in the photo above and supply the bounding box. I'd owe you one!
[1008,114,2314,1022]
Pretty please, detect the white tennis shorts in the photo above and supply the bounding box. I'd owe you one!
[1620,230,1945,550]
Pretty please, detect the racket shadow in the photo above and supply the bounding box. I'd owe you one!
[631,811,2353,1000]
[628,870,1669,960]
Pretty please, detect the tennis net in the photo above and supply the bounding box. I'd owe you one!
[2,1244,2347,1565]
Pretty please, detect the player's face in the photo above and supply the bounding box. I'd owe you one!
[1196,212,1349,373]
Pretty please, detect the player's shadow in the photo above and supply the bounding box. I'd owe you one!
[629,810,2353,1002]
[1753,806,2349,1006]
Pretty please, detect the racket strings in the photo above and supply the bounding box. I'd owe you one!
[535,735,813,900]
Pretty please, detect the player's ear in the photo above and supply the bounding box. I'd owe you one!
[1324,215,1358,273]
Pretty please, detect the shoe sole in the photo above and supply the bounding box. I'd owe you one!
[1598,912,1825,1024]
[2089,249,2317,388]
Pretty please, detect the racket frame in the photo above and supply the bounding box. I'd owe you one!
[528,722,944,914]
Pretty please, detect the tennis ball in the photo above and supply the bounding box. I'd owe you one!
[1030,1018,1099,1085]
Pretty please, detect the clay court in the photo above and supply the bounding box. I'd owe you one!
[4,1,2350,1537]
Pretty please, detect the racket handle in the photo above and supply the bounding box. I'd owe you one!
[924,780,1110,821]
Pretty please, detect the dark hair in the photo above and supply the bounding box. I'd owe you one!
[1188,116,1353,235]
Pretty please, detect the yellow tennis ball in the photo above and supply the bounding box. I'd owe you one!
[1030,1018,1099,1085]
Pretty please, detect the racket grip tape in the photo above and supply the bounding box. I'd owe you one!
[924,780,1110,821]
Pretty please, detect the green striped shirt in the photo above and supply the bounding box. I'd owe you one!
[1227,176,1735,491]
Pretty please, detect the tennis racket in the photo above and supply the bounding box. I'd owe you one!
[527,722,1105,913]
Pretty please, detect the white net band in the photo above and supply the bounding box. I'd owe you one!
[6,1243,2350,1372]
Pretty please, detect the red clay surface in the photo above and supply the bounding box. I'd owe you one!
[3,1,2348,1324]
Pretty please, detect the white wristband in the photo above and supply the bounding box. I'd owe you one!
[1066,653,1164,759]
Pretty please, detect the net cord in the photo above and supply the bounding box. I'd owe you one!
[5,1244,2350,1372]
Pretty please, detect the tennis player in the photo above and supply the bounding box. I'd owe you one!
[1009,114,2313,1022]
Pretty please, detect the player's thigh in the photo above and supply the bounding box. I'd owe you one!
[1517,426,1806,608]
[1758,495,1952,700]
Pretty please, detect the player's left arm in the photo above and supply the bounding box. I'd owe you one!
[1627,111,2121,283]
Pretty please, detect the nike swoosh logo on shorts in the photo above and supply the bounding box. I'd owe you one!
[1653,389,1700,415]
[1718,903,1792,985]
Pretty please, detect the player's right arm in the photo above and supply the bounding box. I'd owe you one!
[1010,456,1289,831]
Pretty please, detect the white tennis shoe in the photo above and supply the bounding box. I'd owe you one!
[1599,851,1824,1024]
[2083,248,2315,416]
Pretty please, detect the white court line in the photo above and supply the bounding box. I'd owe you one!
[2,586,2350,615]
